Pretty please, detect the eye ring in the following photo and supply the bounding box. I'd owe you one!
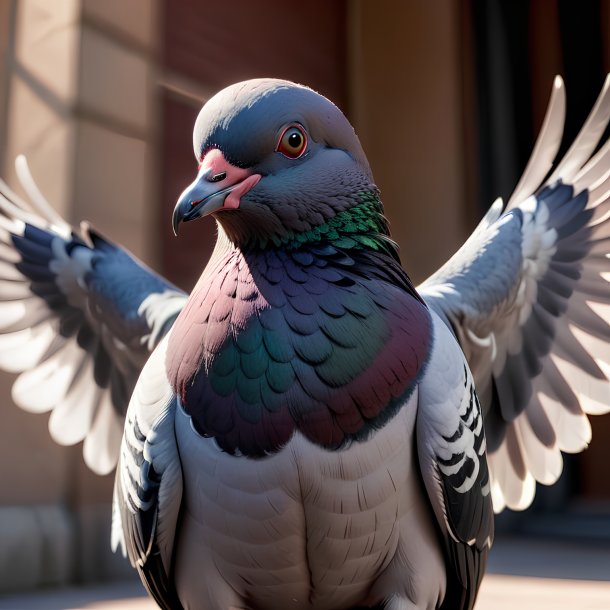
[276,124,308,159]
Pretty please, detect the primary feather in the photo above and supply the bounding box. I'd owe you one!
[0,76,609,609]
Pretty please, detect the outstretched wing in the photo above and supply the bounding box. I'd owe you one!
[419,75,610,511]
[417,313,493,610]
[0,157,187,474]
[112,334,183,610]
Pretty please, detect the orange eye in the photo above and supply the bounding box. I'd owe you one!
[276,125,307,159]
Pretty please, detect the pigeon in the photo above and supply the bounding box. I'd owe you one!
[0,75,609,609]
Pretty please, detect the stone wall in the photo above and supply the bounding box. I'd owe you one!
[0,0,159,592]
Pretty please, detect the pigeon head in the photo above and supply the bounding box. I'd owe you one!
[172,78,378,248]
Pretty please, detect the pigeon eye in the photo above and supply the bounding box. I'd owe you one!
[277,125,307,159]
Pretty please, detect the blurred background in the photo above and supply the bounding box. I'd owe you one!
[0,0,609,598]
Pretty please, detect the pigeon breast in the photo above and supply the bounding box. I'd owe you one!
[166,230,432,457]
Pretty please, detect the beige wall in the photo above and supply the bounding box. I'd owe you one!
[349,0,472,283]
[0,0,159,591]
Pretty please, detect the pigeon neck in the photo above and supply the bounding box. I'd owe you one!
[281,190,394,251]
[216,190,398,261]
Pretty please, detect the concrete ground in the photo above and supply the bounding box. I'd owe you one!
[0,537,608,609]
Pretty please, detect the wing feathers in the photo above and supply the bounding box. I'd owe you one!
[574,138,610,192]
[14,156,71,233]
[506,76,566,210]
[48,358,100,445]
[488,442,535,512]
[11,341,80,412]
[422,75,610,512]
[113,336,183,609]
[547,74,610,186]
[0,324,56,372]
[0,159,188,474]
[418,315,492,610]
[514,416,562,485]
[83,389,124,473]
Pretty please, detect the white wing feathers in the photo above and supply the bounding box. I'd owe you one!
[417,313,493,610]
[112,335,183,609]
[0,158,186,474]
[421,75,610,512]
[506,76,567,210]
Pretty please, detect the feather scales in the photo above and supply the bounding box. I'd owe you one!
[166,197,432,457]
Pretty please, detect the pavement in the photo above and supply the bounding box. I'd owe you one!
[479,537,610,609]
[0,536,608,609]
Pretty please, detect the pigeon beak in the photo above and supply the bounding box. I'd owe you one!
[172,149,261,235]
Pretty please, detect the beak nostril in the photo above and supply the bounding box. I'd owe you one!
[209,172,227,183]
